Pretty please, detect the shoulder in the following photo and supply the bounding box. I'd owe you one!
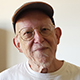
[65,61,80,75]
[66,62,80,70]
[0,62,27,80]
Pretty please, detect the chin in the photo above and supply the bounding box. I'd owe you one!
[39,61,51,68]
[31,51,54,68]
[35,57,53,68]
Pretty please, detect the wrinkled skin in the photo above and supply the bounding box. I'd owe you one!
[13,10,63,73]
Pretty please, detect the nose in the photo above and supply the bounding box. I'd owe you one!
[34,30,44,43]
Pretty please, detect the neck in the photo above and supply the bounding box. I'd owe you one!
[28,59,64,73]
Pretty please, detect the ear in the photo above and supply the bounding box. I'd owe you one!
[55,27,62,44]
[13,37,23,53]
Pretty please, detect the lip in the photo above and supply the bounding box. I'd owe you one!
[33,47,49,52]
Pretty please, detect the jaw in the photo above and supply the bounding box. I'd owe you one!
[31,49,54,64]
[28,51,55,73]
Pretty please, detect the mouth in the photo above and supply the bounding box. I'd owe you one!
[32,47,49,52]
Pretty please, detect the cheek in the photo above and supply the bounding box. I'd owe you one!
[48,34,58,52]
[20,40,33,58]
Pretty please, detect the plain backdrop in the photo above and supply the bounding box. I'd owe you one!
[0,0,80,72]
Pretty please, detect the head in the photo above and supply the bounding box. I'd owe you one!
[12,2,62,68]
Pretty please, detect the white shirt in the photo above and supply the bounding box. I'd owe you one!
[0,61,80,80]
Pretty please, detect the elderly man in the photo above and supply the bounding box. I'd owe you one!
[0,1,80,80]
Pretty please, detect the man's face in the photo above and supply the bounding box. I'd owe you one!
[14,10,61,67]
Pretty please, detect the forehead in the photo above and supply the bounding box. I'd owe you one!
[15,10,53,33]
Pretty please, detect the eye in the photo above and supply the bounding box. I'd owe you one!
[40,26,52,36]
[41,27,50,32]
[22,30,33,39]
[24,31,31,35]
[19,27,34,40]
[24,31,32,35]
[42,28,47,31]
